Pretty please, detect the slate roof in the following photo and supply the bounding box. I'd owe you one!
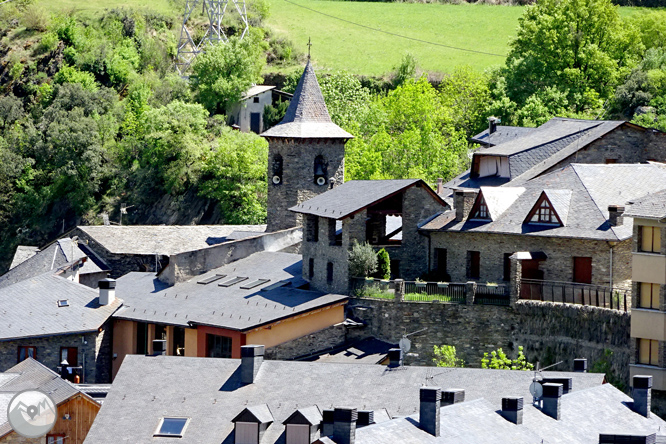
[112,251,347,331]
[470,125,537,146]
[9,246,38,269]
[0,270,123,341]
[349,383,666,444]
[301,338,396,364]
[82,354,604,444]
[75,224,266,255]
[0,238,108,289]
[290,180,443,220]
[261,61,353,139]
[0,358,95,438]
[625,189,666,221]
[243,85,275,99]
[478,187,525,221]
[421,163,666,241]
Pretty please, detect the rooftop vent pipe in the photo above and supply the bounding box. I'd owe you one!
[98,278,116,306]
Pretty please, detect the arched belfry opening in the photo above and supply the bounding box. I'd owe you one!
[272,154,283,185]
[314,155,327,186]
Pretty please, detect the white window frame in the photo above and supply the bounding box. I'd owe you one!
[153,417,190,438]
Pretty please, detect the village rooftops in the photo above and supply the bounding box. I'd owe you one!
[470,125,537,147]
[82,354,604,444]
[0,358,96,438]
[261,61,353,139]
[625,189,666,221]
[112,251,347,331]
[0,238,109,289]
[422,163,666,242]
[289,179,444,220]
[347,383,666,444]
[0,269,122,341]
[74,224,266,256]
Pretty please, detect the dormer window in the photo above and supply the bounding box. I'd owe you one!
[469,194,490,221]
[283,406,322,444]
[524,190,569,227]
[154,417,189,438]
[531,199,557,224]
[232,404,274,444]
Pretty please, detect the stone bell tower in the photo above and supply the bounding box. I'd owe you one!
[261,61,353,232]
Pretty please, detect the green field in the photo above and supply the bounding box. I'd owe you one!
[267,0,524,75]
[35,0,174,14]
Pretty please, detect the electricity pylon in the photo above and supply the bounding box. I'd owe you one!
[176,0,249,75]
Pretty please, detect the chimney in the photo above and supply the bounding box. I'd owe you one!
[98,278,116,306]
[329,177,336,190]
[240,344,264,384]
[599,433,656,444]
[356,410,374,427]
[632,375,652,418]
[540,378,573,395]
[454,189,477,222]
[573,358,588,373]
[541,383,563,420]
[500,397,524,425]
[436,178,444,196]
[488,116,500,135]
[333,408,357,444]
[441,389,465,406]
[608,205,625,227]
[322,409,335,437]
[419,387,441,437]
[387,348,402,367]
[153,339,166,356]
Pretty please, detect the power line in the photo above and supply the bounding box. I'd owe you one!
[282,0,507,58]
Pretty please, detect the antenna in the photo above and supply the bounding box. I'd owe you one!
[176,0,249,75]
[529,360,563,405]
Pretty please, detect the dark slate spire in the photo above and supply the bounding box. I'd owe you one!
[261,61,353,139]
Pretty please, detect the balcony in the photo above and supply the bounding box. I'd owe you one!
[519,279,631,312]
[630,365,666,391]
[632,252,666,285]
[631,308,666,341]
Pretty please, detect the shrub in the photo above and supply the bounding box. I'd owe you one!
[22,5,49,32]
[376,248,390,280]
[392,53,417,87]
[35,32,59,55]
[433,345,464,367]
[481,346,534,370]
[349,241,378,278]
[54,65,98,91]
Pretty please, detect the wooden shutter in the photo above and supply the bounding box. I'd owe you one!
[573,257,592,284]
[642,226,654,252]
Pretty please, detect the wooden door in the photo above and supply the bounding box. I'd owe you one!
[250,113,261,133]
[573,257,592,284]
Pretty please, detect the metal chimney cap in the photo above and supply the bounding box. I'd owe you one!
[633,375,653,389]
[98,278,116,290]
[241,345,265,357]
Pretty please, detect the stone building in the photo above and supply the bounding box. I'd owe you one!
[421,164,666,294]
[290,180,448,294]
[0,263,121,383]
[261,61,353,232]
[227,85,275,133]
[0,358,101,444]
[625,190,666,388]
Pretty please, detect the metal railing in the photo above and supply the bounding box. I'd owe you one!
[403,282,466,303]
[475,283,510,306]
[519,279,630,312]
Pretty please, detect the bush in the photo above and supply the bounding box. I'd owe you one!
[433,345,464,367]
[349,241,377,278]
[35,32,59,55]
[22,5,49,32]
[392,53,417,87]
[376,248,390,280]
[481,346,534,370]
[54,65,98,91]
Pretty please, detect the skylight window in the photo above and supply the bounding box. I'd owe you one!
[57,300,69,307]
[198,274,226,285]
[154,417,189,438]
[261,280,291,291]
[218,276,248,287]
[240,279,270,290]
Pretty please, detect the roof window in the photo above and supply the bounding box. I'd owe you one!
[154,417,189,438]
[261,280,291,291]
[57,300,69,307]
[469,194,491,221]
[218,276,248,287]
[240,279,270,290]
[198,274,227,285]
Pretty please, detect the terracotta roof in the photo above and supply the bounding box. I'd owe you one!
[261,62,352,139]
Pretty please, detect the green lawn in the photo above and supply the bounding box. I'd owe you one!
[266,0,524,75]
[35,0,175,16]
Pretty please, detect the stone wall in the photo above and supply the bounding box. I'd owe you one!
[264,324,348,360]
[0,325,112,383]
[302,215,351,294]
[347,298,631,381]
[0,433,44,443]
[266,138,346,232]
[428,231,632,289]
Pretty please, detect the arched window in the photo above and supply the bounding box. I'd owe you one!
[314,155,327,186]
[271,154,283,185]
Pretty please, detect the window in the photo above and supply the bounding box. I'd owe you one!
[605,158,617,164]
[328,219,341,246]
[327,262,334,284]
[47,435,65,444]
[530,199,559,224]
[467,251,480,279]
[207,334,232,358]
[314,155,327,186]
[470,196,490,220]
[638,338,659,366]
[155,324,166,341]
[271,154,283,185]
[573,257,592,284]
[308,258,314,279]
[219,276,249,287]
[60,347,78,367]
[17,346,36,363]
[57,300,69,307]
[639,283,661,310]
[435,248,447,278]
[641,226,662,253]
[136,322,148,355]
[154,417,189,438]
[172,327,185,356]
[503,253,512,282]
[253,97,260,103]
[306,216,319,242]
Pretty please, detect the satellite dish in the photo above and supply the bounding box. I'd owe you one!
[399,336,411,354]
[272,176,281,185]
[316,176,326,186]
[529,381,543,399]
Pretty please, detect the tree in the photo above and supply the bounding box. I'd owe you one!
[502,0,643,114]
[190,35,266,114]
[319,71,371,129]
[376,248,390,280]
[438,66,491,137]
[348,241,378,278]
[433,345,464,367]
[481,346,534,371]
